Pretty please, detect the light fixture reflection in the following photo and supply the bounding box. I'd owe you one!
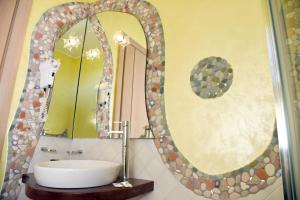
[63,35,80,51]
[113,31,130,46]
[90,117,97,125]
[85,48,101,60]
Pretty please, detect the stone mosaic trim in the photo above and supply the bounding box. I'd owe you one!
[1,0,281,200]
[154,130,281,199]
[190,57,233,99]
[89,16,114,138]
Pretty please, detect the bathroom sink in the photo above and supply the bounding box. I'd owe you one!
[34,160,120,188]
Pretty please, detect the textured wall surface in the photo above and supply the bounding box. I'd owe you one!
[161,0,276,175]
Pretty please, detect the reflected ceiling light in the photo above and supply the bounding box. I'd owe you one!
[90,117,97,125]
[113,31,130,46]
[63,35,80,51]
[85,48,101,60]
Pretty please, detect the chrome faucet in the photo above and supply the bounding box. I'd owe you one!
[66,149,83,155]
[108,121,129,182]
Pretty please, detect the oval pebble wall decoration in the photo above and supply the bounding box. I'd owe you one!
[190,56,233,99]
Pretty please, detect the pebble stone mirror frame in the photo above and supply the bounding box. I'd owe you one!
[1,0,281,199]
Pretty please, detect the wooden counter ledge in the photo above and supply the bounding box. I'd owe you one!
[23,173,154,200]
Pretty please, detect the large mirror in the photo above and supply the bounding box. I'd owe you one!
[44,12,151,139]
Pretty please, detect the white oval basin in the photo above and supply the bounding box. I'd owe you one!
[34,160,121,188]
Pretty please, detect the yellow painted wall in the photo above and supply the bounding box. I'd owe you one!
[1,0,276,185]
[73,55,105,138]
[45,19,105,139]
[148,0,275,175]
[44,50,80,137]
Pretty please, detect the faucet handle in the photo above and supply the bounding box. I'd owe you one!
[66,150,83,155]
[108,130,123,139]
[108,131,123,134]
[41,147,57,153]
[110,121,129,139]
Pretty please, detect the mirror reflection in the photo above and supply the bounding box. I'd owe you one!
[112,33,151,138]
[44,19,86,138]
[44,12,151,139]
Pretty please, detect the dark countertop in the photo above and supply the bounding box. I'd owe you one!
[23,173,154,200]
